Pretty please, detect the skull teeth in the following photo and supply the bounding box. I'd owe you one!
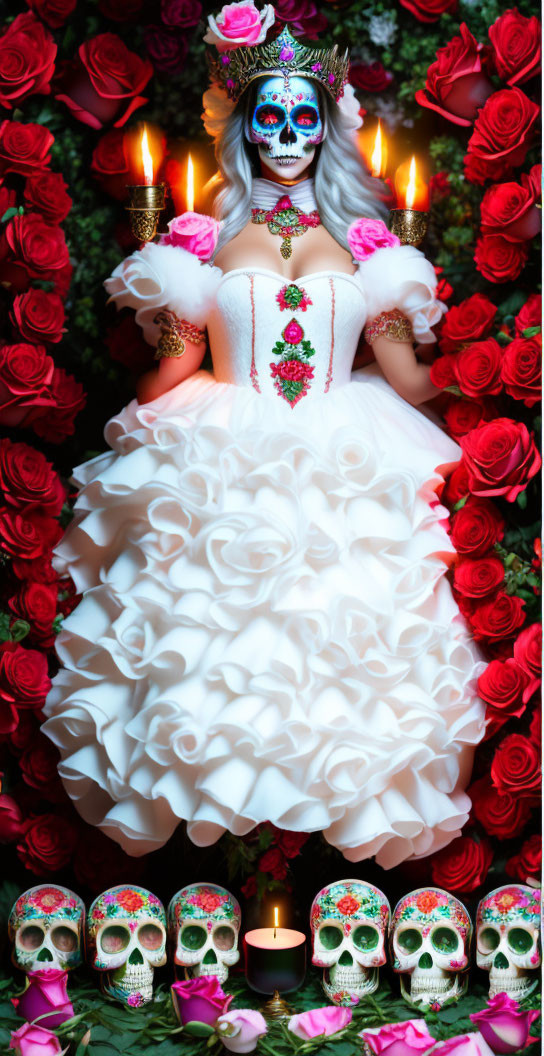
[324,967,378,998]
[411,975,455,995]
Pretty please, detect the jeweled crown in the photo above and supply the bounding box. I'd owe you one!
[209,26,349,104]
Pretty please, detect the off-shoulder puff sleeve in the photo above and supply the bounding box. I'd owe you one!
[104,242,222,347]
[357,244,446,344]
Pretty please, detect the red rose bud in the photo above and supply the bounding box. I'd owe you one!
[0,119,54,176]
[55,33,153,129]
[469,591,525,641]
[449,497,504,556]
[501,335,541,407]
[470,775,532,838]
[430,835,493,893]
[474,234,529,284]
[453,339,503,397]
[454,555,504,598]
[439,293,497,353]
[489,8,541,87]
[506,834,542,885]
[466,87,539,183]
[513,623,541,701]
[443,461,470,506]
[0,14,56,110]
[491,732,541,795]
[399,0,457,23]
[415,24,493,126]
[515,293,541,335]
[460,417,540,501]
[23,170,73,226]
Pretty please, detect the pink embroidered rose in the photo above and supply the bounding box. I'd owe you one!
[159,212,221,260]
[204,1,275,53]
[216,1009,268,1053]
[360,1018,436,1056]
[347,218,400,261]
[470,994,540,1055]
[272,359,313,383]
[282,319,304,344]
[289,1006,352,1040]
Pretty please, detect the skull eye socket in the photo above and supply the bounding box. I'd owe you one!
[18,925,44,951]
[138,924,163,951]
[180,924,207,950]
[432,927,460,955]
[478,927,500,954]
[254,104,286,131]
[291,104,320,130]
[397,928,422,954]
[214,925,235,951]
[100,925,130,954]
[319,925,343,950]
[353,925,379,951]
[50,926,78,953]
[508,928,533,955]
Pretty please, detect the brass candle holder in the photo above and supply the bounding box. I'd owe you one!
[126,183,166,242]
[262,989,292,1020]
[388,207,429,248]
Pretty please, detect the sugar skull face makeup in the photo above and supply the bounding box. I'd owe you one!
[247,75,324,179]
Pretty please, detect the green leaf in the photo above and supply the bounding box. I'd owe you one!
[10,619,30,643]
[182,1021,216,1037]
[0,613,11,643]
[0,207,19,225]
[517,490,528,510]
[522,326,541,338]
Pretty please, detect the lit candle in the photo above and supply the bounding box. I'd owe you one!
[394,154,430,212]
[187,153,195,212]
[141,126,153,186]
[370,120,387,179]
[244,907,306,995]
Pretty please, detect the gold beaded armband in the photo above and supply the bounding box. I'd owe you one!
[154,310,206,360]
[364,308,413,346]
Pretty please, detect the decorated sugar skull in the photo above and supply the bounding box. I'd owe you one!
[310,879,390,1006]
[476,885,541,1000]
[87,885,167,1007]
[9,885,85,973]
[247,73,324,165]
[390,888,471,1010]
[168,883,241,985]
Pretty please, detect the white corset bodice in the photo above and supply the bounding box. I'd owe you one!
[207,268,366,399]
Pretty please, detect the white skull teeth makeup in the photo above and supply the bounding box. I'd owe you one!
[248,75,324,163]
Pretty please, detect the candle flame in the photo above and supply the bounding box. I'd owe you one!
[371,121,384,178]
[187,154,195,213]
[141,126,153,186]
[406,155,417,210]
[274,907,279,929]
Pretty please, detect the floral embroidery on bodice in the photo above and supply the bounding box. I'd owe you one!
[206,269,367,402]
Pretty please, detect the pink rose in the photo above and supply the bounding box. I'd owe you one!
[360,1019,436,1056]
[216,1009,268,1053]
[159,211,221,261]
[9,1023,62,1056]
[430,1034,496,1056]
[470,994,540,1055]
[288,1006,352,1040]
[171,977,232,1027]
[347,218,400,261]
[204,1,275,52]
[14,969,74,1029]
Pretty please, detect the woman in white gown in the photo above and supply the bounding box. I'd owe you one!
[43,13,485,869]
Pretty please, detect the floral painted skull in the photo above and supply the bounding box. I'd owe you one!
[9,885,84,973]
[87,885,167,1008]
[476,885,541,1000]
[390,888,471,1010]
[247,75,324,163]
[310,879,390,1006]
[168,883,241,985]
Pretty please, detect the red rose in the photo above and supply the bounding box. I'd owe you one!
[478,657,528,712]
[336,895,361,915]
[258,847,288,880]
[469,591,525,641]
[0,507,62,560]
[443,461,470,505]
[435,276,454,301]
[444,397,495,439]
[515,293,541,335]
[480,171,541,242]
[23,170,72,225]
[400,0,457,23]
[33,367,86,443]
[0,120,54,176]
[529,706,541,745]
[460,417,540,501]
[0,343,55,429]
[241,875,257,899]
[161,0,203,28]
[10,289,66,346]
[0,640,51,707]
[276,829,309,859]
[5,215,70,282]
[55,33,153,129]
[0,794,24,841]
[274,0,328,40]
[470,775,531,838]
[506,834,542,881]
[19,734,62,797]
[0,180,16,217]
[98,0,144,19]
[491,732,541,795]
[453,338,503,397]
[9,580,59,645]
[25,0,77,28]
[11,554,58,583]
[500,335,541,407]
[0,13,56,109]
[143,25,189,75]
[0,438,65,514]
[439,293,497,353]
[17,813,78,875]
[489,9,541,87]
[513,623,541,701]
[466,87,539,182]
[449,497,504,556]
[454,555,504,598]
[415,24,493,126]
[350,62,393,93]
[430,353,458,388]
[90,128,130,201]
[430,835,493,893]
[474,234,529,283]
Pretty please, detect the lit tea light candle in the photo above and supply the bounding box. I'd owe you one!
[394,154,429,212]
[244,906,306,1003]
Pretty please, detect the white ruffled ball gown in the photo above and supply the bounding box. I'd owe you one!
[43,191,485,868]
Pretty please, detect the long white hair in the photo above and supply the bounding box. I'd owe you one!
[203,80,387,254]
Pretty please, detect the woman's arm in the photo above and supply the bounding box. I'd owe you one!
[372,335,440,406]
[136,337,206,404]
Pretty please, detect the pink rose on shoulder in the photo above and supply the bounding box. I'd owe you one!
[360,1019,436,1056]
[171,977,232,1027]
[347,218,400,261]
[216,1009,268,1053]
[470,993,540,1055]
[14,969,73,1029]
[159,212,221,260]
[429,1034,496,1056]
[9,1023,62,1056]
[204,1,275,52]
[288,1005,352,1040]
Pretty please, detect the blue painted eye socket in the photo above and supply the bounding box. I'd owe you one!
[290,104,320,130]
[253,104,287,132]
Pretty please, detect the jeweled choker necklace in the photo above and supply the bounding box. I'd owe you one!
[251,192,321,260]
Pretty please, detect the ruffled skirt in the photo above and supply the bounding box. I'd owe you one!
[43,368,485,867]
